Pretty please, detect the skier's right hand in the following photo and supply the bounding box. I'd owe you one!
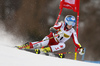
[79,47,84,55]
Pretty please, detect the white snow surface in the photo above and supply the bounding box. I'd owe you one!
[0,45,100,66]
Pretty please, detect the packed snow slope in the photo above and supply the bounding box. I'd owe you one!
[0,45,100,66]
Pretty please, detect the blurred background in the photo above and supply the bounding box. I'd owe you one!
[0,0,100,61]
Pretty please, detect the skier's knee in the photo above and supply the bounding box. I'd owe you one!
[31,41,42,48]
[43,36,49,41]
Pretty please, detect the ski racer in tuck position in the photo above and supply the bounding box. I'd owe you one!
[18,15,84,55]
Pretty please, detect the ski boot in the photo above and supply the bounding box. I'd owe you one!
[34,47,51,55]
[16,42,32,49]
[40,47,51,53]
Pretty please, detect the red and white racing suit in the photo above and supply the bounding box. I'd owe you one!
[30,22,82,52]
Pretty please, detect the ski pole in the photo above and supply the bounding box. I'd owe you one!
[57,52,75,54]
[43,34,59,41]
[56,51,76,58]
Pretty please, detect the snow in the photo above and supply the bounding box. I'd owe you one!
[0,45,100,66]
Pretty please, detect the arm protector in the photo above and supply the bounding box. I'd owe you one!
[49,27,58,33]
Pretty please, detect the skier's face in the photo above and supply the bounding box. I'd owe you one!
[66,25,72,30]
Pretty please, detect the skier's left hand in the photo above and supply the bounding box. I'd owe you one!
[79,47,84,55]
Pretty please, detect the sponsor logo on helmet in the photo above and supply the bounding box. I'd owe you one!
[71,17,75,20]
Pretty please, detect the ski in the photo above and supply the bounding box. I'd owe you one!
[25,48,65,58]
[15,46,65,58]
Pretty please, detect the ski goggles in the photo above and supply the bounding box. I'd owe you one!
[65,21,75,26]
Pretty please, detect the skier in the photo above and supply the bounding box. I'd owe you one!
[19,15,84,55]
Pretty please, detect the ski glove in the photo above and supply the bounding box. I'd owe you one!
[57,31,64,37]
[50,27,58,33]
[79,47,84,55]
